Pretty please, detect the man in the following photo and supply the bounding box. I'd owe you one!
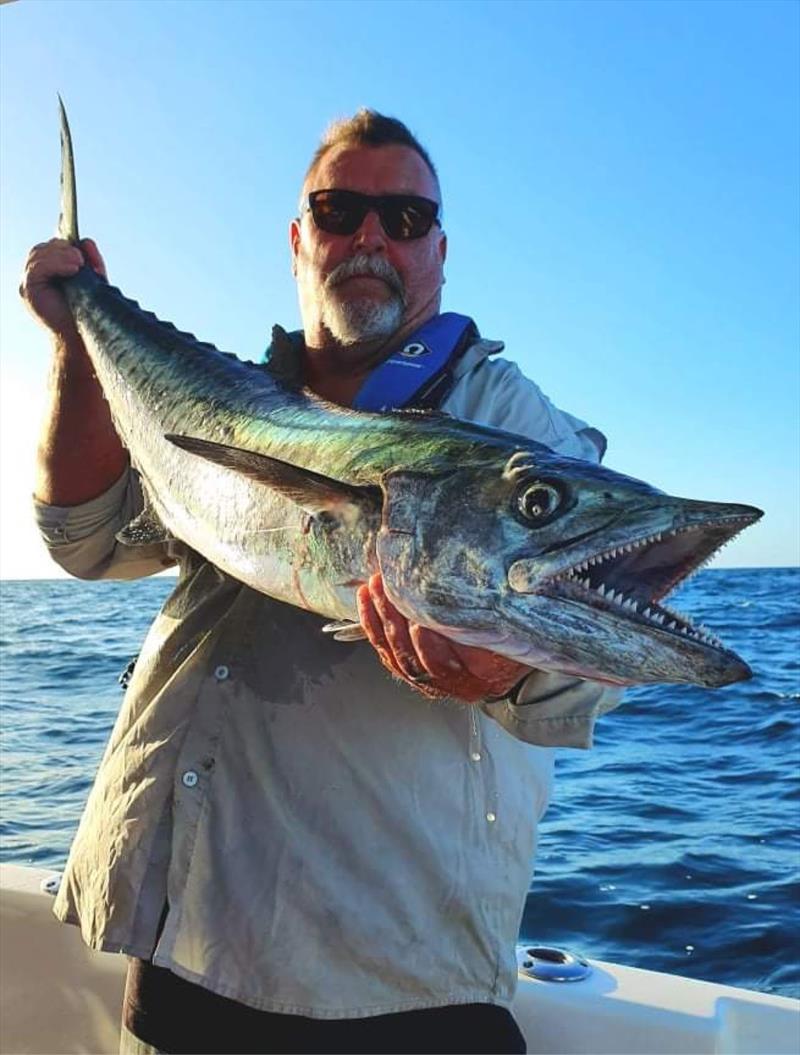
[22,111,618,1054]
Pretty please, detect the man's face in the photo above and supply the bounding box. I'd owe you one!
[290,144,447,348]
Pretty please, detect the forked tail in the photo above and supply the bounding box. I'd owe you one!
[57,96,79,244]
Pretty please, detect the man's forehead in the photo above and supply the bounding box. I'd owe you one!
[304,143,440,201]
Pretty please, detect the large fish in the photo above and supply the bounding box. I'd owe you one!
[53,100,761,688]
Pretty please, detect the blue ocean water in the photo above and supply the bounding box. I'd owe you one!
[1,569,798,998]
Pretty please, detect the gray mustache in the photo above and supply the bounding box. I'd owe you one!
[326,254,406,299]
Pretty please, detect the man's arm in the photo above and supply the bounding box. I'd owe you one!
[21,238,129,505]
[22,238,174,581]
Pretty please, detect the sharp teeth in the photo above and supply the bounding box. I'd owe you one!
[597,584,606,597]
[643,607,652,619]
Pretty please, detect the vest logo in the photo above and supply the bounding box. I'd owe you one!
[399,342,430,359]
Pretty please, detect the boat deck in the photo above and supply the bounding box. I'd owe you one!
[1,864,797,1054]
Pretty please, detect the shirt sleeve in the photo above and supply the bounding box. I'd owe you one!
[444,355,607,463]
[34,468,176,581]
[481,676,623,749]
[444,352,622,750]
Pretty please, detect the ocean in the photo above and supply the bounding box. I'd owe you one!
[1,568,798,998]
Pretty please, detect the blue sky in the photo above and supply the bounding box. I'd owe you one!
[1,0,797,576]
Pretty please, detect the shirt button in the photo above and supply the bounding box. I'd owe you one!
[470,752,482,762]
[486,812,496,823]
[214,665,230,681]
[182,770,198,788]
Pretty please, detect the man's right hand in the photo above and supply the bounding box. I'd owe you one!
[20,238,107,339]
[24,237,130,507]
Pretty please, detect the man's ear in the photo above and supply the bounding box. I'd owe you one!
[438,230,448,266]
[289,217,301,277]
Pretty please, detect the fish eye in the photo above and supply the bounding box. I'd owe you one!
[516,481,563,525]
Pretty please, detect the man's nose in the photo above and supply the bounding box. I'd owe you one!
[352,208,388,252]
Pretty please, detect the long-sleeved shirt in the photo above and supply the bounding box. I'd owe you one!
[36,333,620,1018]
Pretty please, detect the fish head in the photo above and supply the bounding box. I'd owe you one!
[376,446,763,687]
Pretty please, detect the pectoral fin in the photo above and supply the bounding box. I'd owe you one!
[165,433,377,518]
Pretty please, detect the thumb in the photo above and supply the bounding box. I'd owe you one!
[80,238,108,280]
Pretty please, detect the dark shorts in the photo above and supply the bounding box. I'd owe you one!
[122,958,526,1054]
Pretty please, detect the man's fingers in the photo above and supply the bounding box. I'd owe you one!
[357,580,444,696]
[357,582,406,680]
[409,624,465,682]
[80,239,108,278]
[359,574,528,703]
[368,575,428,682]
[24,242,84,285]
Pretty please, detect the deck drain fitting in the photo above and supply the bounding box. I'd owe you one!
[517,945,592,982]
[40,873,62,896]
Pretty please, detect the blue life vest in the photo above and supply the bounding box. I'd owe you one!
[351,312,477,412]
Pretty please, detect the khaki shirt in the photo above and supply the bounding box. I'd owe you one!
[36,338,620,1017]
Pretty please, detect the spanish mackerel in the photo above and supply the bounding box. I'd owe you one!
[53,101,762,688]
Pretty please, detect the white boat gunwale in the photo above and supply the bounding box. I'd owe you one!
[1,863,798,1055]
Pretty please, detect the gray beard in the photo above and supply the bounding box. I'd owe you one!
[320,252,407,346]
[322,293,404,346]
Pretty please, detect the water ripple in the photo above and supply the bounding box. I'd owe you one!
[1,569,798,998]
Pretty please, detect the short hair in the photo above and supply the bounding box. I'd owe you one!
[303,109,440,199]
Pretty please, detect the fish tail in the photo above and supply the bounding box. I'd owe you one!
[57,95,79,244]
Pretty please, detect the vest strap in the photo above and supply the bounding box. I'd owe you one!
[351,313,476,412]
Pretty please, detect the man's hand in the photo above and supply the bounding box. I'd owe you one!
[23,237,127,506]
[20,238,107,338]
[357,573,530,702]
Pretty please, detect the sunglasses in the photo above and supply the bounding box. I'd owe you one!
[306,189,441,241]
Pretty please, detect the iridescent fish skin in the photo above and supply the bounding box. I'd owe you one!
[54,100,762,688]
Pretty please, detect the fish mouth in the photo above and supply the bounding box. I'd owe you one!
[511,508,762,656]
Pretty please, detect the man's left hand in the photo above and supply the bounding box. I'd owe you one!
[357,574,530,702]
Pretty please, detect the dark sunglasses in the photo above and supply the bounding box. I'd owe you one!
[306,189,441,241]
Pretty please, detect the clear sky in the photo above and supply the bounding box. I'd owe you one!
[1,0,797,578]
